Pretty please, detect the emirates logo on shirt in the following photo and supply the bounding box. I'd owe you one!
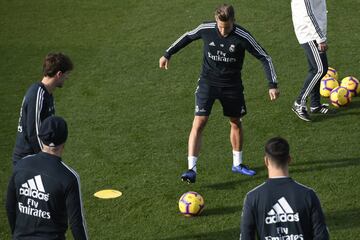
[207,51,236,63]
[18,175,51,220]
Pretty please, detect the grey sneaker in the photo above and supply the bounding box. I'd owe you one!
[292,102,311,122]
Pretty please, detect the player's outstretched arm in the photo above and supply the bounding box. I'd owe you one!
[269,88,279,101]
[159,56,170,70]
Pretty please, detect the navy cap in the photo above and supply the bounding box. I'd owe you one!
[38,116,68,147]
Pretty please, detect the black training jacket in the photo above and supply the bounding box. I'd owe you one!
[164,21,277,88]
[13,82,55,164]
[6,152,88,240]
[240,177,329,240]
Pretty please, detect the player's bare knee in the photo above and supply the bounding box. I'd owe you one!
[229,117,242,128]
[192,117,208,132]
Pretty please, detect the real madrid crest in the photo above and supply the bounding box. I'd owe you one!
[229,44,235,52]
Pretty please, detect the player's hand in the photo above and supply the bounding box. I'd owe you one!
[318,42,328,52]
[159,56,169,70]
[269,88,279,101]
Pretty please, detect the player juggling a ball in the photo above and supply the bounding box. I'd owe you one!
[159,4,279,183]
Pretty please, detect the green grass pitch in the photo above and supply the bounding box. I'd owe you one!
[1,0,359,239]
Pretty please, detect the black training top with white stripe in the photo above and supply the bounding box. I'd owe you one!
[240,177,329,240]
[13,82,55,164]
[164,22,277,88]
[6,152,89,240]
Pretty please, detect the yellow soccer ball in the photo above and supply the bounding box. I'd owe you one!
[178,191,205,217]
[340,76,360,97]
[330,86,351,107]
[320,77,339,97]
[326,67,339,81]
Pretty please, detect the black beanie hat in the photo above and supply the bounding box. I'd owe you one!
[38,116,68,147]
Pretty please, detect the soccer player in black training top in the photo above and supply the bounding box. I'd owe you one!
[6,116,88,240]
[159,4,279,183]
[240,137,329,240]
[12,52,73,165]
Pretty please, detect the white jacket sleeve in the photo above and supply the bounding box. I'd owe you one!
[291,0,327,44]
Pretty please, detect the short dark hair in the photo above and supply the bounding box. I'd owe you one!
[265,137,290,167]
[215,4,235,21]
[43,52,73,77]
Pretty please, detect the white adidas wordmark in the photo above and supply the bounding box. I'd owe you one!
[19,175,49,201]
[265,197,299,224]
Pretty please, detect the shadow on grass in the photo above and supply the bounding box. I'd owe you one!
[311,100,360,122]
[347,98,360,109]
[201,206,240,217]
[201,165,267,190]
[203,157,359,190]
[290,157,360,173]
[160,227,239,240]
[202,174,266,190]
[326,208,360,230]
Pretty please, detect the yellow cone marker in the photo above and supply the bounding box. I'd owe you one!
[94,189,122,199]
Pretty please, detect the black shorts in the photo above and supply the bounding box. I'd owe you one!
[194,79,247,117]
